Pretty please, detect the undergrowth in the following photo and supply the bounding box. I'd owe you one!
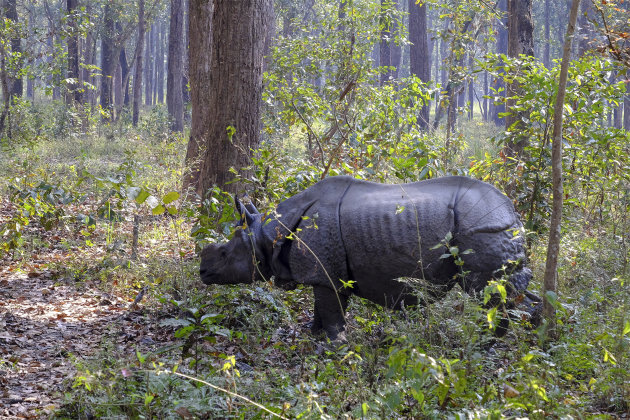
[1,114,629,418]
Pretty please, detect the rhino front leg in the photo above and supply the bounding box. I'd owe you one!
[311,286,349,341]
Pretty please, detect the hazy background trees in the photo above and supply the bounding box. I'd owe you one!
[0,0,628,179]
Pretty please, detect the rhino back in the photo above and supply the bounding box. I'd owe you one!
[339,177,526,294]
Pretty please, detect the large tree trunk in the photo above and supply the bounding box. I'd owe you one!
[167,0,185,132]
[491,0,508,125]
[132,0,144,126]
[100,3,115,121]
[185,0,271,194]
[408,0,430,129]
[66,0,81,105]
[504,0,534,158]
[543,0,581,341]
[624,93,630,131]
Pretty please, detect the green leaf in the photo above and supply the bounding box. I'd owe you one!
[544,291,562,310]
[623,320,630,337]
[135,189,150,205]
[152,204,166,215]
[162,191,180,204]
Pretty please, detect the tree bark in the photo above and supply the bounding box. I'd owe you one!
[543,0,581,341]
[468,53,474,120]
[167,0,185,132]
[578,0,592,56]
[483,69,488,121]
[100,3,115,121]
[408,0,430,129]
[390,0,401,80]
[120,47,130,106]
[491,0,507,125]
[66,0,81,105]
[185,0,271,194]
[132,0,144,126]
[4,0,22,100]
[144,24,154,106]
[82,3,96,112]
[182,0,190,105]
[157,19,165,104]
[544,0,551,68]
[504,0,534,158]
[624,92,630,131]
[379,0,392,85]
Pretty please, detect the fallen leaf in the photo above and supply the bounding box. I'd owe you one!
[503,383,520,398]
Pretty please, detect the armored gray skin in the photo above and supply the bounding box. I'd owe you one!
[200,176,539,340]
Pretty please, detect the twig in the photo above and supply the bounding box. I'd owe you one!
[165,370,289,420]
[291,101,326,167]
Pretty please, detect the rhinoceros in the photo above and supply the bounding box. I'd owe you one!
[200,175,540,340]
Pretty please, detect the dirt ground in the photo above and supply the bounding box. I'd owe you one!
[0,256,173,419]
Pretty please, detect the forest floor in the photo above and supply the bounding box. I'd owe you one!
[0,260,178,419]
[0,200,183,419]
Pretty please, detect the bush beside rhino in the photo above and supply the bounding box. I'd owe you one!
[199,176,541,340]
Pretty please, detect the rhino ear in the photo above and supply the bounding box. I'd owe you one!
[235,195,256,227]
[268,198,317,281]
[241,194,259,215]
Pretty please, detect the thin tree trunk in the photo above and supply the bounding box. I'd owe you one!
[5,0,22,100]
[492,0,507,125]
[468,53,474,120]
[380,0,392,85]
[168,0,185,132]
[66,0,81,105]
[82,3,96,112]
[132,0,144,126]
[157,19,165,104]
[120,47,130,106]
[144,24,153,106]
[100,3,115,120]
[182,0,190,105]
[152,25,158,104]
[390,0,401,80]
[408,0,430,129]
[543,0,581,341]
[544,0,551,68]
[483,69,488,121]
[114,61,123,111]
[624,92,630,131]
[578,0,591,56]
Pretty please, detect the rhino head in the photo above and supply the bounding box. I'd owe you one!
[199,197,268,285]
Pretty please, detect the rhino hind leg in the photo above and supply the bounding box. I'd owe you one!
[311,286,349,341]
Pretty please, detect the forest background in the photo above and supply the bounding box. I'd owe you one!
[0,0,629,418]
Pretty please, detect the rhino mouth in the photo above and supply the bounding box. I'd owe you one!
[200,268,220,284]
